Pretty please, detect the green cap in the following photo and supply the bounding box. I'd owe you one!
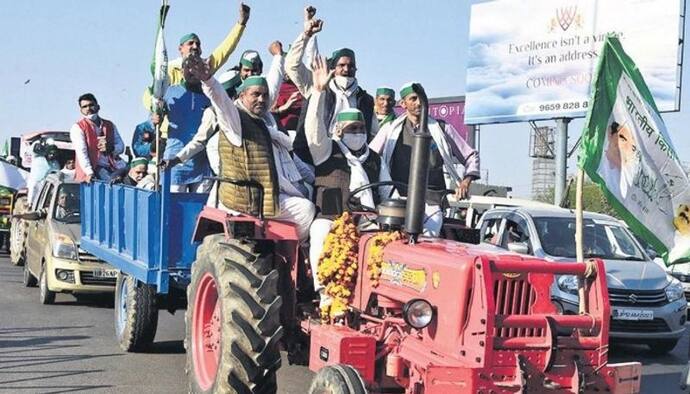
[376,87,395,98]
[179,33,200,46]
[329,48,356,67]
[238,76,268,92]
[336,108,364,123]
[239,50,262,69]
[130,157,149,168]
[399,82,419,99]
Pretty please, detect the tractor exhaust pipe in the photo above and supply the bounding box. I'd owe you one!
[404,83,430,244]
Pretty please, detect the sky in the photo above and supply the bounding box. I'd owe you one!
[1,0,688,198]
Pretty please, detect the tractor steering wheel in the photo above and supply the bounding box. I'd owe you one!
[346,181,455,213]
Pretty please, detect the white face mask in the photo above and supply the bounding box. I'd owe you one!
[86,113,99,121]
[342,133,367,151]
[334,75,355,90]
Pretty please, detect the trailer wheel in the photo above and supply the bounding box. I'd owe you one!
[39,266,56,305]
[114,272,158,352]
[308,364,367,394]
[186,234,283,394]
[23,262,36,287]
[10,196,28,266]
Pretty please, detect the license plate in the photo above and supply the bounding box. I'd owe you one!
[612,308,653,321]
[93,269,118,279]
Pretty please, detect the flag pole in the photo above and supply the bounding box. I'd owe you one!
[575,168,587,314]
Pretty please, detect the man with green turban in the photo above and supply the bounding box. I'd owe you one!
[374,87,396,128]
[285,6,376,165]
[142,2,251,111]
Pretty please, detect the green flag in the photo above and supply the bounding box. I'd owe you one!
[579,35,687,265]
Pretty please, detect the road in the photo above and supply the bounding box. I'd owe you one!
[0,253,688,393]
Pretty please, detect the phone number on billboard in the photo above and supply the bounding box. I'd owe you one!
[538,101,589,112]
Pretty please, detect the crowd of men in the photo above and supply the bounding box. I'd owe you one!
[32,4,481,306]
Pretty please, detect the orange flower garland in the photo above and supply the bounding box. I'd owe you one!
[367,231,403,287]
[317,212,360,321]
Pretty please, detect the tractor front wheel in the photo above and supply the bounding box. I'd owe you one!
[114,272,158,352]
[186,235,283,393]
[308,364,367,394]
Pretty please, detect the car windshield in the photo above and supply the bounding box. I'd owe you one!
[53,184,80,223]
[533,217,645,261]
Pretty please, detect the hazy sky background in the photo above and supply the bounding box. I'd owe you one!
[1,0,687,197]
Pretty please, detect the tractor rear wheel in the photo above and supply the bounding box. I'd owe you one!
[10,196,28,266]
[186,234,283,393]
[114,272,158,352]
[308,364,367,394]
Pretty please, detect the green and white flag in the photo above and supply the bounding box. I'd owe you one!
[579,35,688,265]
[149,0,170,113]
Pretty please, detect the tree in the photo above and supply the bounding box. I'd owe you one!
[534,176,619,219]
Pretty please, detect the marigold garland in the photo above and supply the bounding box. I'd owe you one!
[317,212,360,321]
[367,231,403,287]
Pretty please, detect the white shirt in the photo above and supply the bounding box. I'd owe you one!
[69,117,125,176]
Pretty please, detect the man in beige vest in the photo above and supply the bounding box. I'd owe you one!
[184,55,315,241]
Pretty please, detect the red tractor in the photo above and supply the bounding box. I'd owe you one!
[184,85,641,393]
[80,85,641,393]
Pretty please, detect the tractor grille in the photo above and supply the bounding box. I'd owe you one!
[609,318,670,333]
[80,272,116,286]
[493,278,543,338]
[608,288,668,307]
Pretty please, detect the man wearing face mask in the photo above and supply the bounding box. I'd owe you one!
[286,6,376,165]
[369,82,480,236]
[184,55,315,242]
[305,56,391,306]
[69,93,125,183]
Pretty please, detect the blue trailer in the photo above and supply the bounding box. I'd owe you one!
[80,174,207,350]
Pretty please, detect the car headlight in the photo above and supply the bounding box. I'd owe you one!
[403,299,434,329]
[665,278,684,302]
[557,275,579,295]
[52,234,78,260]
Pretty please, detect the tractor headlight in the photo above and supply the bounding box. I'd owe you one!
[403,299,434,329]
[557,275,579,295]
[52,234,78,260]
[665,278,684,302]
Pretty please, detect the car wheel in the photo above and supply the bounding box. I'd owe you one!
[648,338,679,355]
[23,263,37,287]
[39,268,56,305]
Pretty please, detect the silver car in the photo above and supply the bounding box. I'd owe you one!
[477,206,687,354]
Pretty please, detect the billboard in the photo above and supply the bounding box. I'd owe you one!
[464,0,684,125]
[394,96,473,143]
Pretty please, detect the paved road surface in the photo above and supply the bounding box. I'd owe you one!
[0,254,687,393]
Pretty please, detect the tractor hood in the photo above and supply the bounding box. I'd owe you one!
[360,237,523,362]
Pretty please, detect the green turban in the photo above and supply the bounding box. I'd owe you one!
[238,76,268,92]
[329,48,356,68]
[179,33,199,46]
[130,157,149,168]
[399,82,420,100]
[376,87,395,99]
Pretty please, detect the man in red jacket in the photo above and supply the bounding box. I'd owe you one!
[69,93,125,183]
